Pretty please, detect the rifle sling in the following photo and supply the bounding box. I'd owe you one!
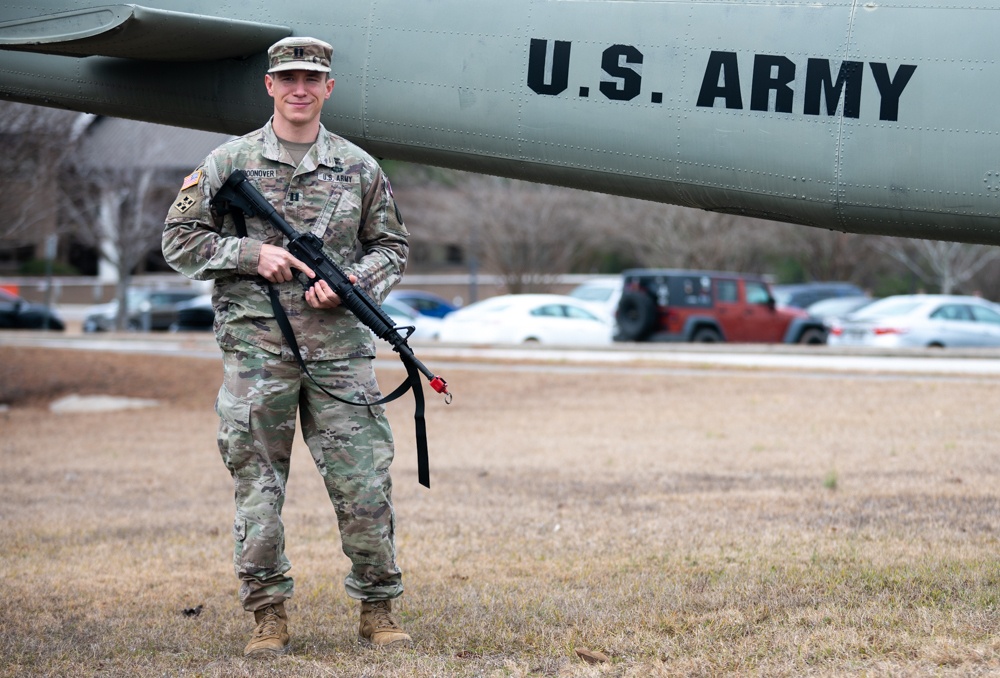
[230,207,431,487]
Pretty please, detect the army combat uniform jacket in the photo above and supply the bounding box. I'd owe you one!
[162,119,408,361]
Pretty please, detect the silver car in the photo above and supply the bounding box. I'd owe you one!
[83,288,202,332]
[827,294,1000,348]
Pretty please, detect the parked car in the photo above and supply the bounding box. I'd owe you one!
[169,291,443,340]
[614,269,826,343]
[389,290,458,318]
[771,282,867,309]
[83,288,202,332]
[827,294,1000,348]
[568,277,623,318]
[0,288,65,330]
[382,294,443,340]
[805,295,874,335]
[437,294,614,345]
[170,294,215,332]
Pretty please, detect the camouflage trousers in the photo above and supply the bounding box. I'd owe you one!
[215,338,402,612]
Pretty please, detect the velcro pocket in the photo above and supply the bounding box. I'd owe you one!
[233,516,247,542]
[215,384,251,433]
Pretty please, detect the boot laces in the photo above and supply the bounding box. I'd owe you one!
[255,606,282,637]
[369,601,398,630]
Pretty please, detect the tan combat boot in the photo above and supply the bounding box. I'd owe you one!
[243,603,290,657]
[358,600,412,647]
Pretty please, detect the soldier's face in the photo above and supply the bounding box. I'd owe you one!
[265,70,334,128]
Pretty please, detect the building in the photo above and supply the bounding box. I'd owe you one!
[63,116,233,281]
[0,104,231,280]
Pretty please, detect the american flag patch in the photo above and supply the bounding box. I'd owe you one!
[181,169,202,190]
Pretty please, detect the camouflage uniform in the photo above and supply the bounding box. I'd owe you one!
[162,119,408,611]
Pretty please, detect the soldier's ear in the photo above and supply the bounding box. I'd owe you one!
[325,78,334,99]
[265,74,275,98]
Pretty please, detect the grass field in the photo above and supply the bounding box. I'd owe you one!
[2,345,1000,676]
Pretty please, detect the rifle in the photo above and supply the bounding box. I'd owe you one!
[212,169,449,487]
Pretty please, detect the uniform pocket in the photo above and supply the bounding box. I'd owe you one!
[372,438,394,473]
[360,374,387,421]
[330,181,362,217]
[310,177,363,240]
[359,371,394,471]
[216,383,251,433]
[233,516,247,542]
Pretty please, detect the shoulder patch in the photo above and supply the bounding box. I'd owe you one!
[181,169,202,190]
[173,195,196,213]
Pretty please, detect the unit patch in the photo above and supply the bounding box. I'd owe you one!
[181,169,202,190]
[174,195,196,213]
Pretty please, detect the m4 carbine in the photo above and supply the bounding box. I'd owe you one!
[212,169,449,487]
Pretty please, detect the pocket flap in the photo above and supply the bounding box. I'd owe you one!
[215,384,251,433]
[233,516,246,541]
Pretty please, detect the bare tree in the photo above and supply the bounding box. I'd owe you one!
[776,227,894,291]
[392,163,1000,298]
[609,200,802,274]
[0,102,84,249]
[402,172,821,285]
[61,161,175,329]
[407,175,615,293]
[872,237,1000,294]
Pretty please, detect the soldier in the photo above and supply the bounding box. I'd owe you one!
[162,36,412,657]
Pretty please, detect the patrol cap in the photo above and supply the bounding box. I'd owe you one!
[267,37,332,74]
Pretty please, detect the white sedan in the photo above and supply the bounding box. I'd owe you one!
[568,277,623,317]
[827,294,1000,348]
[437,294,614,346]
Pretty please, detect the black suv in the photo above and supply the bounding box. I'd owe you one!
[614,269,827,344]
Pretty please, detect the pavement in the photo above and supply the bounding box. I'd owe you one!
[5,324,1000,378]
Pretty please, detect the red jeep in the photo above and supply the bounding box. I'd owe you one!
[614,269,826,344]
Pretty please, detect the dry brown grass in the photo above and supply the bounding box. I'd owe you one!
[2,345,1000,676]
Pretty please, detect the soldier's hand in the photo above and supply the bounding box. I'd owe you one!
[257,243,314,283]
[304,274,358,310]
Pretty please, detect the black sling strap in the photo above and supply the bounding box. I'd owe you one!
[231,208,431,487]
